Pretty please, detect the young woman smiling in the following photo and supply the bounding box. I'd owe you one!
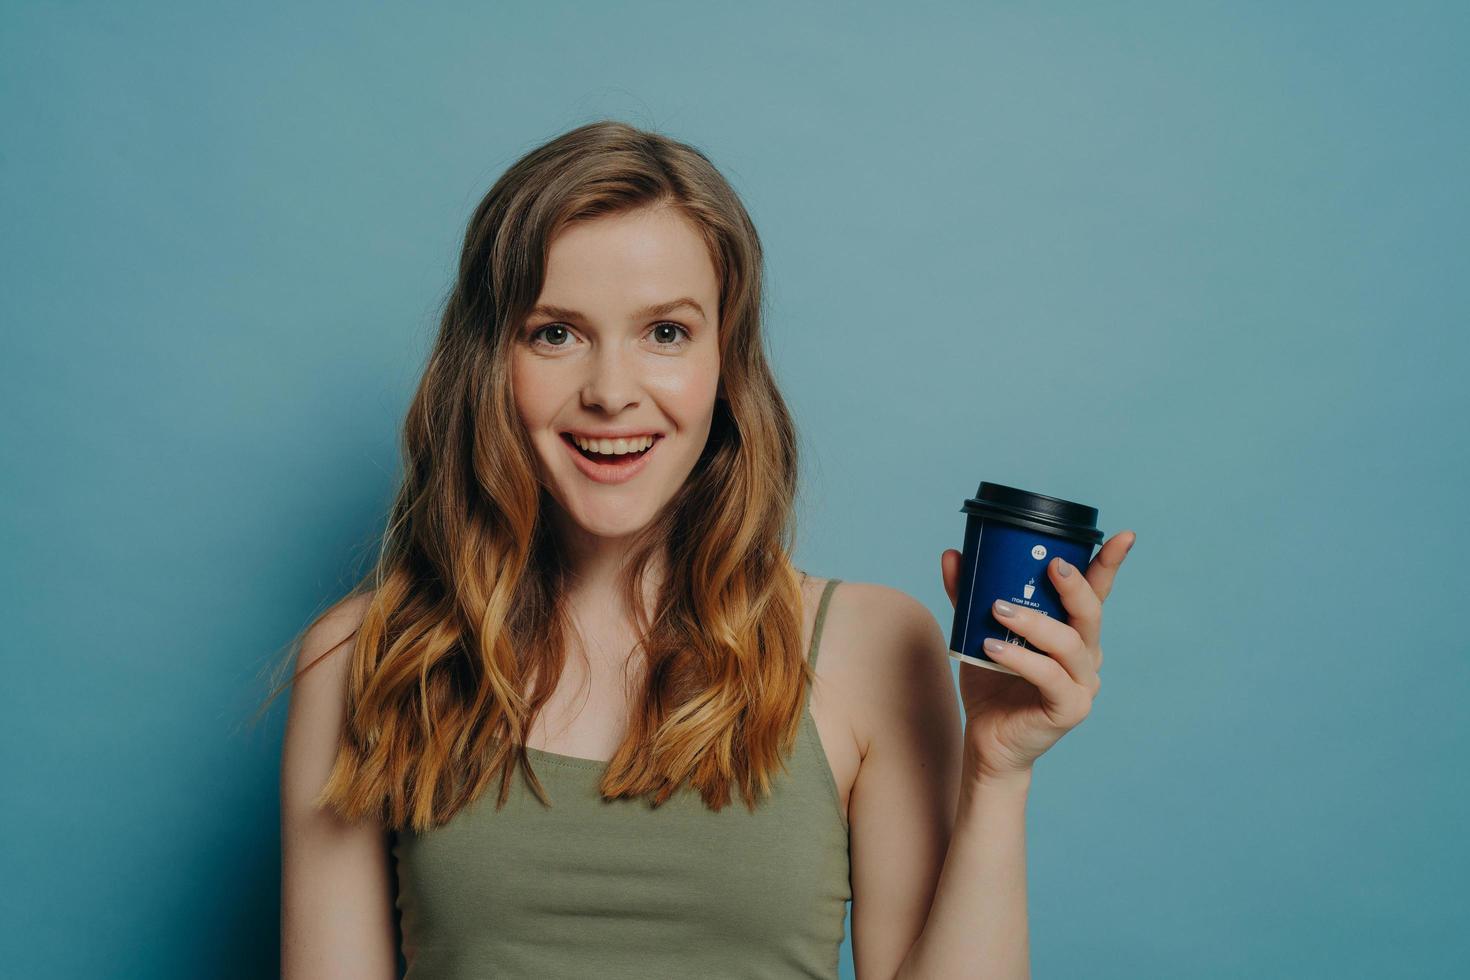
[272,120,1135,979]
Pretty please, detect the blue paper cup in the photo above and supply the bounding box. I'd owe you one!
[949,482,1104,676]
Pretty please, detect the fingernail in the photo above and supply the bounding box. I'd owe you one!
[1055,558,1073,577]
[994,599,1017,617]
[1125,534,1136,553]
[984,637,1005,654]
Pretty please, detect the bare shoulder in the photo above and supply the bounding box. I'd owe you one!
[280,591,378,807]
[296,591,376,675]
[280,587,398,977]
[805,577,953,757]
[819,579,947,670]
[283,590,378,789]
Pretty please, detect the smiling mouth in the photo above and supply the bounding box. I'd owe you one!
[560,432,661,464]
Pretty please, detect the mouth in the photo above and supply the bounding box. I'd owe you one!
[559,432,664,484]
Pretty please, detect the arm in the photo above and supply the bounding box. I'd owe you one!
[280,594,399,980]
[844,585,1031,980]
[893,769,1031,979]
[882,533,1133,977]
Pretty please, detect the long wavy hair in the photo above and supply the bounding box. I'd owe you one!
[255,120,810,833]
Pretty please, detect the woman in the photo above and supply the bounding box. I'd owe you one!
[273,120,1134,979]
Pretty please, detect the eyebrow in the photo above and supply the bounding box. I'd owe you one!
[527,297,709,324]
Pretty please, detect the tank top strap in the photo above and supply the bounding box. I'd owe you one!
[806,577,841,670]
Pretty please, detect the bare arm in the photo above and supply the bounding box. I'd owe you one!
[891,532,1135,977]
[845,584,1031,980]
[279,594,398,980]
[842,584,963,978]
[892,770,1031,979]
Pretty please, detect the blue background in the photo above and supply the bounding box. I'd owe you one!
[3,2,1466,977]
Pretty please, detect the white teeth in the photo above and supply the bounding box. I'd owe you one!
[571,434,655,455]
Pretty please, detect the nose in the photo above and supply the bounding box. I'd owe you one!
[580,342,642,414]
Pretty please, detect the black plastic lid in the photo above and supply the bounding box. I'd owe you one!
[960,481,1104,546]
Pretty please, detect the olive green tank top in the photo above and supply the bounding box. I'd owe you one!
[391,578,851,979]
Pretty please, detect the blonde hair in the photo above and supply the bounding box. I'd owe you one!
[257,120,809,832]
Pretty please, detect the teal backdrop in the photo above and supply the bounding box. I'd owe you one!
[3,2,1466,977]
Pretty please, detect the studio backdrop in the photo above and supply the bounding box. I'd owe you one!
[2,2,1465,978]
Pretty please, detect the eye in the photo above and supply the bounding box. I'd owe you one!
[527,324,576,348]
[649,322,691,346]
[525,321,692,352]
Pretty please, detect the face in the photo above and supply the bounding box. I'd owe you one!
[511,206,722,543]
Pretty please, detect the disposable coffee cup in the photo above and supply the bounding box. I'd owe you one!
[949,482,1104,676]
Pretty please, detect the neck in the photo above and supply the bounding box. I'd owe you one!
[551,508,668,620]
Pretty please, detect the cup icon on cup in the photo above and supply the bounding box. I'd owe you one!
[949,482,1103,675]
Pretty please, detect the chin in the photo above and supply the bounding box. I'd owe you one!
[559,500,661,539]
